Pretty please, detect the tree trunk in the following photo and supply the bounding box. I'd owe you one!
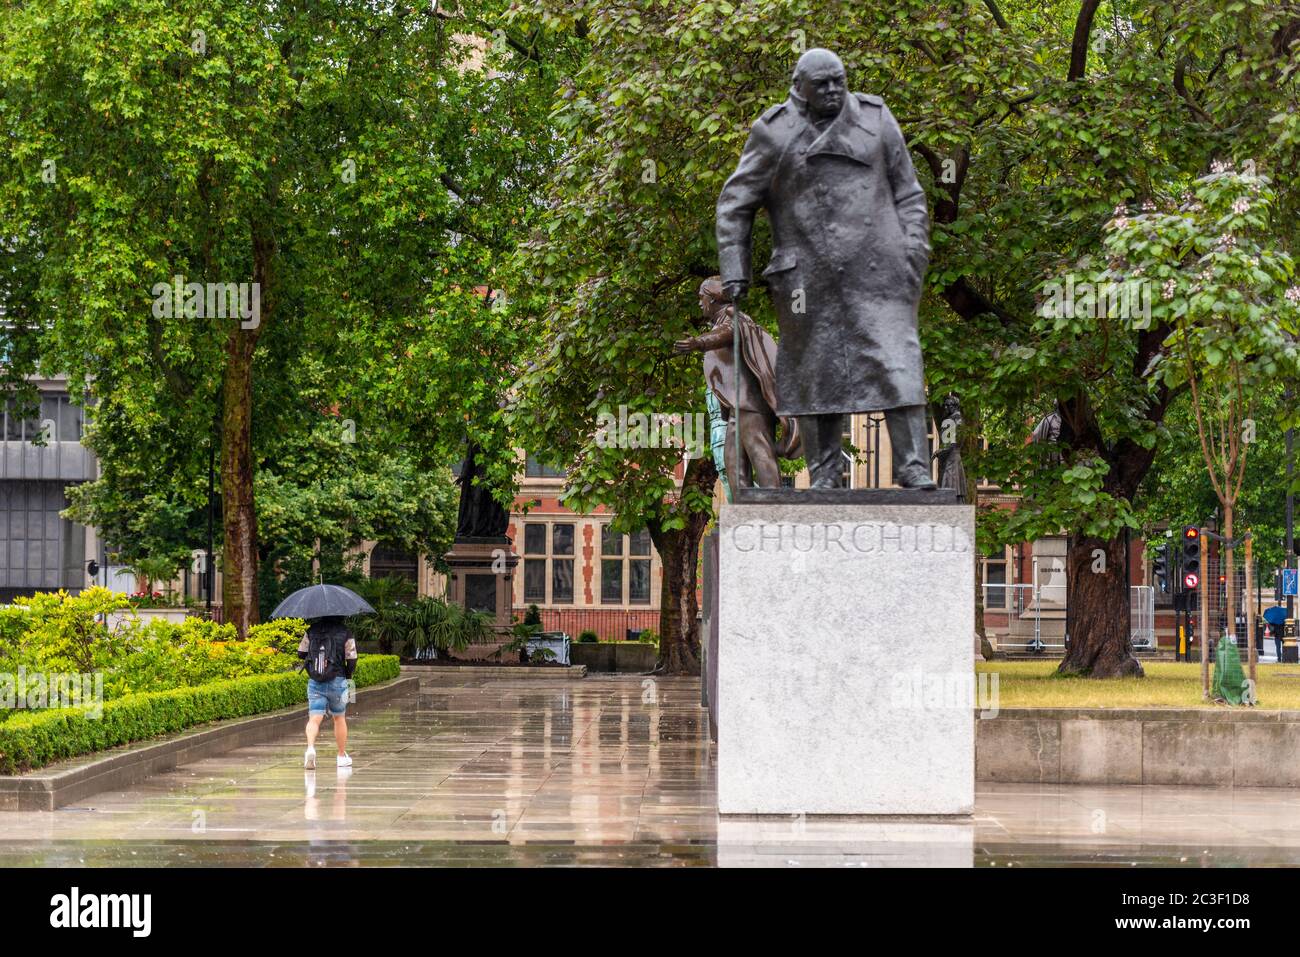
[1058,531,1143,677]
[220,220,272,635]
[1223,505,1235,644]
[221,325,259,636]
[648,455,717,675]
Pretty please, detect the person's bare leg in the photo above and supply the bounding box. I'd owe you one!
[306,714,324,749]
[332,715,348,755]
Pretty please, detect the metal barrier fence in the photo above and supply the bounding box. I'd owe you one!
[982,583,1156,654]
[1200,555,1258,649]
[983,584,1064,653]
[1130,585,1156,650]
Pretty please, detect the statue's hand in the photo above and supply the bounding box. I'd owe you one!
[722,280,748,304]
[672,337,698,355]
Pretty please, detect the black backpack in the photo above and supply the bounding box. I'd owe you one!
[304,623,347,682]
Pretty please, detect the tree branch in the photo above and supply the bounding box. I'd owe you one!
[146,316,195,400]
[941,276,1016,327]
[1069,0,1104,81]
[1174,56,1214,124]
[982,0,1009,30]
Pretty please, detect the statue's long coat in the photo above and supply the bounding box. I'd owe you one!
[716,91,931,416]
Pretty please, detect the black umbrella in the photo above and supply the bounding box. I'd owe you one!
[271,583,376,621]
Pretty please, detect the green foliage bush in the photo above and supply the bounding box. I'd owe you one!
[404,597,492,656]
[0,590,312,708]
[7,588,133,674]
[0,654,400,774]
[246,617,309,655]
[355,596,492,657]
[577,630,599,643]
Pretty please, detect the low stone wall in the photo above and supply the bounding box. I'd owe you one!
[977,708,1300,787]
[570,642,657,673]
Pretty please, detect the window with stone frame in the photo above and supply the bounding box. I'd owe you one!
[600,525,652,605]
[983,550,1009,610]
[521,522,575,604]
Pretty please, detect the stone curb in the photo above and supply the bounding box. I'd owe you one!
[0,676,419,812]
[979,706,1300,722]
[400,665,587,679]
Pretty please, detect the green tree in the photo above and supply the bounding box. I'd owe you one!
[1138,384,1291,575]
[1108,167,1300,673]
[0,0,557,632]
[505,0,1300,678]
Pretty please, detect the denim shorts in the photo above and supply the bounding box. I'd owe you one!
[307,676,350,717]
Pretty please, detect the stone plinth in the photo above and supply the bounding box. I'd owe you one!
[444,536,517,629]
[717,503,975,815]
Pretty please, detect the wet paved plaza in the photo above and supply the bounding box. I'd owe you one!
[3,674,1300,866]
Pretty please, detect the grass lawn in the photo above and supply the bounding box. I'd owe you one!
[977,660,1300,710]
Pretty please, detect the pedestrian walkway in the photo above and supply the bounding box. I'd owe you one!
[3,674,1300,866]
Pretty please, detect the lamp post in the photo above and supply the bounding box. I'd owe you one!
[868,413,884,488]
[1287,390,1294,620]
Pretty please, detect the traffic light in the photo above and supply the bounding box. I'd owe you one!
[1153,543,1171,595]
[1181,525,1201,593]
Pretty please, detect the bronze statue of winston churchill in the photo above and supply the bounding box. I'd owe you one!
[716,47,937,490]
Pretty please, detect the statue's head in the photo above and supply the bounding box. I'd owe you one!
[698,276,728,319]
[792,48,846,120]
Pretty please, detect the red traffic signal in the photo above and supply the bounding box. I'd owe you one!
[1184,526,1199,539]
[1185,572,1200,590]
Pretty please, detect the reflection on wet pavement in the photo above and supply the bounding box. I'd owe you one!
[2,675,1300,866]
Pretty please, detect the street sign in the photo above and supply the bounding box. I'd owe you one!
[1184,572,1200,590]
[1284,568,1298,596]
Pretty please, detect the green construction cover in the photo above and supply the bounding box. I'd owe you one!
[1210,636,1246,705]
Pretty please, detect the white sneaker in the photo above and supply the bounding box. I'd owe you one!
[304,747,316,770]
[337,753,352,768]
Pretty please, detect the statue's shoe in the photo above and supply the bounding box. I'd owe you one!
[897,469,938,490]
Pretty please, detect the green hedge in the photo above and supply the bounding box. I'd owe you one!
[0,655,400,775]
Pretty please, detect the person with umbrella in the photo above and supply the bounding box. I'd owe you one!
[272,584,375,770]
[1264,604,1289,663]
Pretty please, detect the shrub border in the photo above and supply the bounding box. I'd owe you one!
[0,655,400,776]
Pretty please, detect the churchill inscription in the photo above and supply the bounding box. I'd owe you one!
[730,521,970,554]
